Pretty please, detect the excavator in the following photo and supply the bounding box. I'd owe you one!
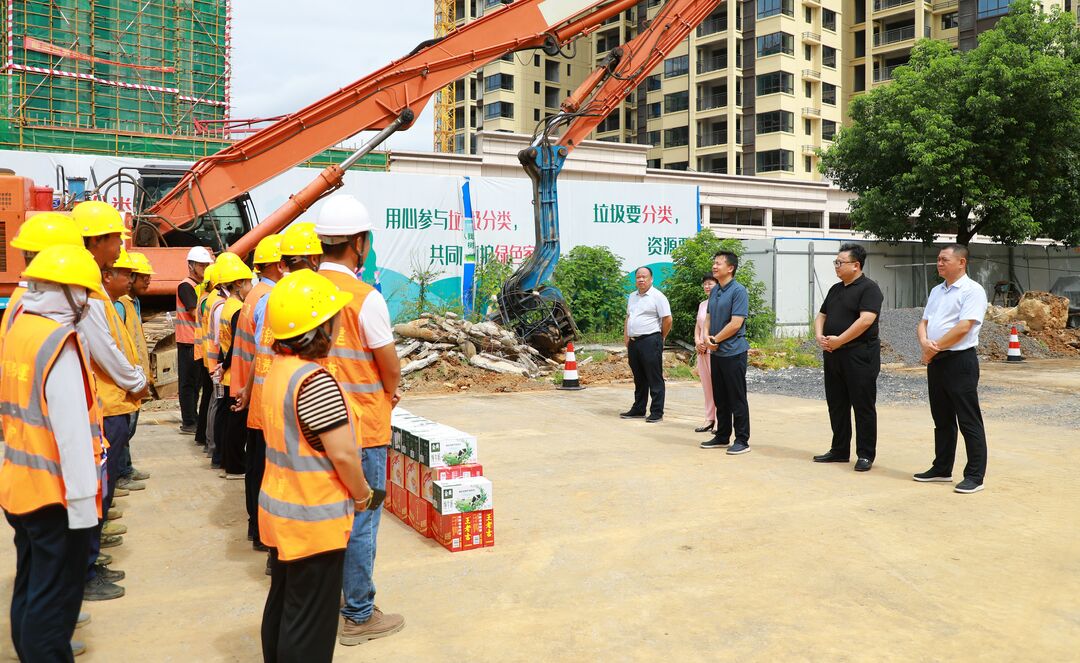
[0,0,723,355]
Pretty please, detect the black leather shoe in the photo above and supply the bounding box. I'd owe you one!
[645,414,663,423]
[694,422,715,433]
[620,411,646,419]
[813,450,850,463]
[854,458,873,472]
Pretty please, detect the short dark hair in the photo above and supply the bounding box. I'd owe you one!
[320,231,369,260]
[713,251,739,275]
[941,243,969,260]
[702,274,719,285]
[839,243,867,269]
[636,266,653,277]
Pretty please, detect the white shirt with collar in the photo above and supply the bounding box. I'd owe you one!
[922,274,987,352]
[626,286,671,338]
[317,262,394,349]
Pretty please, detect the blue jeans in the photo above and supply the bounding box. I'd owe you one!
[118,410,139,478]
[87,413,131,580]
[341,446,386,623]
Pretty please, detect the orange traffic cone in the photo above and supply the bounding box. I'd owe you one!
[1007,326,1024,362]
[557,342,585,390]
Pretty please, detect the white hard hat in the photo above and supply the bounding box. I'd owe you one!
[315,195,373,243]
[186,246,214,264]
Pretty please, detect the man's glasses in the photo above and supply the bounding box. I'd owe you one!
[832,260,856,267]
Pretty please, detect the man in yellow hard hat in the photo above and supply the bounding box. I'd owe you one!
[0,245,107,660]
[209,253,254,480]
[177,246,214,436]
[197,264,224,466]
[0,212,83,341]
[232,235,289,553]
[72,200,147,602]
[280,222,322,272]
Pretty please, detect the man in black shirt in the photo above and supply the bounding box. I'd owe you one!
[812,243,884,471]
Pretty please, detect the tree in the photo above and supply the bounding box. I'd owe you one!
[666,231,774,342]
[820,0,1080,246]
[552,245,628,334]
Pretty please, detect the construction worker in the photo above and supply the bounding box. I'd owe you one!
[315,195,404,644]
[74,200,147,602]
[0,212,83,341]
[196,264,222,463]
[232,235,288,551]
[176,246,214,436]
[258,269,373,663]
[279,222,323,272]
[210,252,253,480]
[0,245,106,662]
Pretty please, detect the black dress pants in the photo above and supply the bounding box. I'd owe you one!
[246,428,266,544]
[6,505,93,663]
[195,365,213,444]
[627,333,665,416]
[262,548,345,663]
[823,339,880,461]
[710,351,750,445]
[221,402,248,475]
[177,343,199,427]
[927,348,988,483]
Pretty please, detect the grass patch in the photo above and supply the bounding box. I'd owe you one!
[578,350,609,363]
[576,329,625,345]
[749,336,821,370]
[664,364,698,380]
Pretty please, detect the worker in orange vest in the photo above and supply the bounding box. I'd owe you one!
[232,235,288,552]
[258,269,375,662]
[0,245,106,661]
[74,201,147,602]
[197,265,223,463]
[176,246,214,436]
[314,194,404,645]
[121,252,156,476]
[209,253,253,480]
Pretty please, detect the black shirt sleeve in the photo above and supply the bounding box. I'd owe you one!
[177,282,198,310]
[296,370,350,452]
[859,280,884,314]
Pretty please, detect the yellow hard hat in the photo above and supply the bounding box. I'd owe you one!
[72,200,127,238]
[12,212,83,252]
[22,244,106,297]
[112,248,138,271]
[203,264,219,288]
[280,222,323,257]
[128,252,156,275]
[266,269,352,340]
[253,234,284,264]
[214,251,254,284]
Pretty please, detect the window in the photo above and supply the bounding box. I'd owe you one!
[664,91,689,113]
[757,32,794,58]
[757,149,794,173]
[664,55,689,78]
[804,7,812,22]
[545,60,560,82]
[757,0,793,19]
[534,81,540,94]
[534,109,540,122]
[756,71,794,96]
[483,101,514,119]
[597,112,620,133]
[647,158,662,169]
[804,119,812,136]
[830,213,853,230]
[822,119,837,140]
[534,54,540,67]
[455,83,466,102]
[545,86,561,108]
[714,206,765,226]
[756,110,794,134]
[484,73,514,92]
[854,0,866,23]
[823,46,837,69]
[645,74,662,91]
[567,64,572,76]
[644,130,661,147]
[822,82,836,105]
[855,30,866,57]
[454,133,465,153]
[646,101,661,118]
[822,9,837,32]
[666,162,689,171]
[664,126,689,147]
[773,209,822,227]
[804,45,812,61]
[804,156,812,173]
[500,53,514,63]
[805,81,813,98]
[942,12,958,29]
[977,0,1011,19]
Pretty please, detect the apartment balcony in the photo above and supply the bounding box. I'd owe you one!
[803,0,821,6]
[803,31,822,44]
[802,106,821,117]
[802,144,818,155]
[697,55,728,75]
[697,94,728,112]
[932,0,957,10]
[873,63,905,82]
[697,131,728,149]
[802,69,821,81]
[874,25,930,48]
[873,0,914,10]
[696,17,728,40]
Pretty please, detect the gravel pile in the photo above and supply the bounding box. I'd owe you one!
[878,307,1053,365]
[745,366,949,404]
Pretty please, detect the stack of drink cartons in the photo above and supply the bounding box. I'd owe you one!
[388,409,494,552]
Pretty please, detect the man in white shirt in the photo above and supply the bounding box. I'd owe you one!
[621,266,672,423]
[914,244,989,494]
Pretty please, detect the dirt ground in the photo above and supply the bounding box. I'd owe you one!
[1,377,1077,661]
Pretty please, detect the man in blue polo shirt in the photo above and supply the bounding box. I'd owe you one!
[700,251,751,455]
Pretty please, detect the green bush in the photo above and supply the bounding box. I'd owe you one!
[666,231,774,343]
[470,255,515,321]
[552,245,629,334]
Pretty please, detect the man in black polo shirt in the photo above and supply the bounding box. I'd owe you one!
[812,243,884,471]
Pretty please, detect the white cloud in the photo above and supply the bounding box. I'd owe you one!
[229,0,437,153]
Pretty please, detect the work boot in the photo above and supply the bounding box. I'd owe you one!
[94,564,125,582]
[130,468,151,481]
[97,553,113,566]
[179,424,196,435]
[101,521,127,537]
[100,534,123,549]
[116,476,145,491]
[71,640,86,657]
[107,508,123,520]
[113,487,130,498]
[75,611,91,629]
[339,607,405,645]
[83,576,124,601]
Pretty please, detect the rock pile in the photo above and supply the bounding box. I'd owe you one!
[987,291,1070,331]
[393,312,561,379]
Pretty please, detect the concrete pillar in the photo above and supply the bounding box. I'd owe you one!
[764,208,773,236]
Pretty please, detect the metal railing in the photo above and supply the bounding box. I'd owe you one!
[802,144,818,154]
[803,31,822,42]
[873,0,914,10]
[697,56,728,74]
[933,0,957,9]
[802,106,821,117]
[697,94,728,111]
[697,131,727,148]
[697,17,728,37]
[802,69,821,79]
[873,63,904,81]
[874,24,915,46]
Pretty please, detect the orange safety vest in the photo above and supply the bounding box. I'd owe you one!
[218,297,244,388]
[231,280,272,399]
[319,270,391,448]
[91,299,142,417]
[247,291,276,431]
[258,356,355,562]
[119,295,151,383]
[1,286,26,345]
[200,289,223,372]
[0,314,104,517]
[175,277,199,346]
[192,287,207,362]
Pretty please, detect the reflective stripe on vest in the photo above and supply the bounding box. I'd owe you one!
[257,358,354,561]
[120,296,151,380]
[0,286,26,342]
[218,297,244,388]
[91,300,142,417]
[231,281,272,397]
[0,315,104,517]
[246,290,275,430]
[319,270,392,447]
[175,277,198,345]
[201,291,223,371]
[193,288,208,361]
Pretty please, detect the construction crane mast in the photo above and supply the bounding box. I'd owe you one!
[433,0,457,153]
